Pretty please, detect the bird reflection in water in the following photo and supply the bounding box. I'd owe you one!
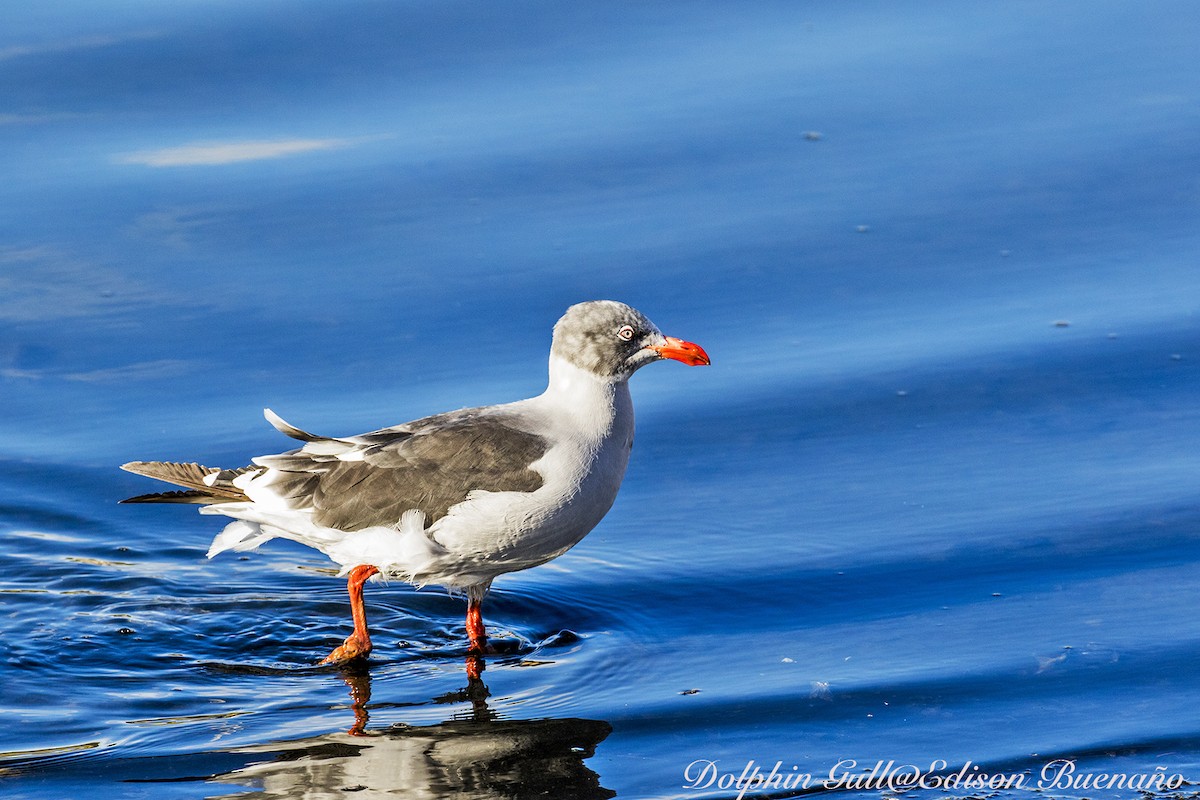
[339,655,490,736]
[210,655,614,799]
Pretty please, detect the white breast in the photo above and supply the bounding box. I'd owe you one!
[422,356,635,584]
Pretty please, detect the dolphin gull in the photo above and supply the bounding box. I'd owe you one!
[121,300,710,665]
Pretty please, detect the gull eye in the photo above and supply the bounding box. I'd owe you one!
[617,325,636,341]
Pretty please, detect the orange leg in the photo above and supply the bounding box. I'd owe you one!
[466,595,488,655]
[319,564,380,665]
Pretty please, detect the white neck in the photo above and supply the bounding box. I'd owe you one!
[540,354,632,440]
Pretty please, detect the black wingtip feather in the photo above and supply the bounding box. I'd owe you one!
[120,490,224,504]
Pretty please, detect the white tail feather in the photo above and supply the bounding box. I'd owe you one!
[207,520,272,557]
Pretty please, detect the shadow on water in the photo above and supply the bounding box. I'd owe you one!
[197,658,613,800]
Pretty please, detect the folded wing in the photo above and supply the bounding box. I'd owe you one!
[251,408,549,531]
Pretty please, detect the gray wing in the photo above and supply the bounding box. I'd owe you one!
[253,409,548,531]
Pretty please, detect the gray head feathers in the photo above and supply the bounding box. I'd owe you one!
[550,300,667,380]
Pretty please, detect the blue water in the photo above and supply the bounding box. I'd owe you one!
[4,1,1200,798]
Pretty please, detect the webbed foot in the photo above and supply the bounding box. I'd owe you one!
[319,633,372,666]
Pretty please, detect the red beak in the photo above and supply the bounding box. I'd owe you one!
[651,336,710,367]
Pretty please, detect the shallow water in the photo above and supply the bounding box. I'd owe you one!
[4,1,1200,798]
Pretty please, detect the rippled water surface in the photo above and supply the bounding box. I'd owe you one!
[4,2,1200,798]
